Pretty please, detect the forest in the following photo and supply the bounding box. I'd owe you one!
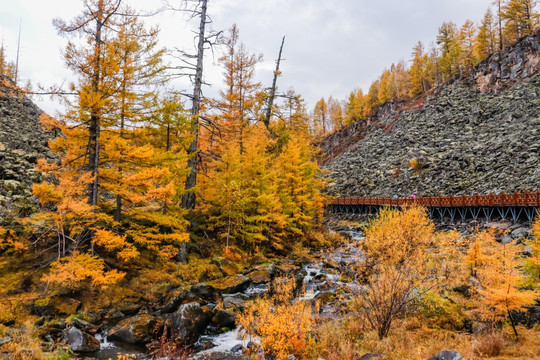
[0,0,539,359]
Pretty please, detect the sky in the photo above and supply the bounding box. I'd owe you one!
[0,0,496,116]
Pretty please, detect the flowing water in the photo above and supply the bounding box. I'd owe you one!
[88,230,364,359]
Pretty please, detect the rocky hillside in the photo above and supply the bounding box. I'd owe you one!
[323,31,540,198]
[0,75,57,218]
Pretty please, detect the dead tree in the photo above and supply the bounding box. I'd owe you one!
[263,36,285,130]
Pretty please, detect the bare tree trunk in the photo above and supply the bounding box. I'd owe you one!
[263,36,285,130]
[181,0,207,210]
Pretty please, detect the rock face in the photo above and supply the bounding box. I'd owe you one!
[0,75,57,218]
[322,32,540,198]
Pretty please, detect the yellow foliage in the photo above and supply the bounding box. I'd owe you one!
[524,216,540,288]
[238,278,314,360]
[0,226,27,252]
[472,231,538,338]
[355,206,457,339]
[42,252,124,291]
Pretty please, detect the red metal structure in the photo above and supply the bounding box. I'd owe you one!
[330,190,540,223]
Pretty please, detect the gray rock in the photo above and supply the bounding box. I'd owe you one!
[63,327,100,353]
[358,354,384,360]
[108,313,157,344]
[426,350,463,360]
[0,337,12,346]
[285,355,296,360]
[171,302,212,344]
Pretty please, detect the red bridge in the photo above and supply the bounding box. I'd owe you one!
[330,191,540,223]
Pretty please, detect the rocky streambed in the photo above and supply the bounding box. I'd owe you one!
[46,233,365,360]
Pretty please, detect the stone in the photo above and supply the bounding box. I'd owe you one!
[108,313,157,344]
[510,227,530,239]
[63,327,100,353]
[207,275,251,295]
[247,270,272,284]
[211,309,237,329]
[230,343,243,352]
[0,337,12,346]
[425,350,463,360]
[171,302,212,344]
[285,355,296,360]
[223,294,248,311]
[358,354,384,360]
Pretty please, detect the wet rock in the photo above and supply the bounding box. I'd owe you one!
[223,294,248,311]
[171,302,212,344]
[67,318,98,333]
[426,350,463,360]
[230,343,243,352]
[314,291,336,304]
[63,327,100,353]
[191,283,219,301]
[108,313,157,344]
[211,309,237,329]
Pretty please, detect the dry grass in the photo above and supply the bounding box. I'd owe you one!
[311,317,540,360]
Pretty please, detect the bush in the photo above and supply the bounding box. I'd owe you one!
[238,277,314,360]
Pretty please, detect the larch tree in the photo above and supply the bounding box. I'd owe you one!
[327,96,344,131]
[437,22,461,80]
[458,19,478,71]
[476,8,498,59]
[312,97,328,135]
[502,0,539,43]
[215,24,262,153]
[409,41,428,97]
[53,0,124,206]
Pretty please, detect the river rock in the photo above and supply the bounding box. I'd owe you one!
[247,270,271,284]
[108,313,157,344]
[211,309,237,329]
[223,294,248,311]
[426,350,463,360]
[171,302,212,344]
[207,275,251,295]
[510,227,530,238]
[63,326,100,353]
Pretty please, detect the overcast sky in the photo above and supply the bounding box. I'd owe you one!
[1,0,497,115]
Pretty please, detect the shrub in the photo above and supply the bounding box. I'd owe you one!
[238,277,314,360]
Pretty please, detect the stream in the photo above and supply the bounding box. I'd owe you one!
[85,230,364,360]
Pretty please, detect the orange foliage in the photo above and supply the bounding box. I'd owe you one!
[42,252,124,291]
[238,278,314,360]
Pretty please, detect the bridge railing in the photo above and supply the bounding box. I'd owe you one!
[331,190,540,208]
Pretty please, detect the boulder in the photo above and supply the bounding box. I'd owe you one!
[426,350,463,360]
[207,275,251,295]
[171,302,212,344]
[223,294,248,311]
[108,313,157,344]
[211,309,237,329]
[247,270,272,284]
[63,326,100,353]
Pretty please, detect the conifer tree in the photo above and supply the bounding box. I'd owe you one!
[476,8,498,59]
[501,0,540,42]
[437,22,462,79]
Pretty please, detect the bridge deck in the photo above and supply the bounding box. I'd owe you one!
[330,191,540,223]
